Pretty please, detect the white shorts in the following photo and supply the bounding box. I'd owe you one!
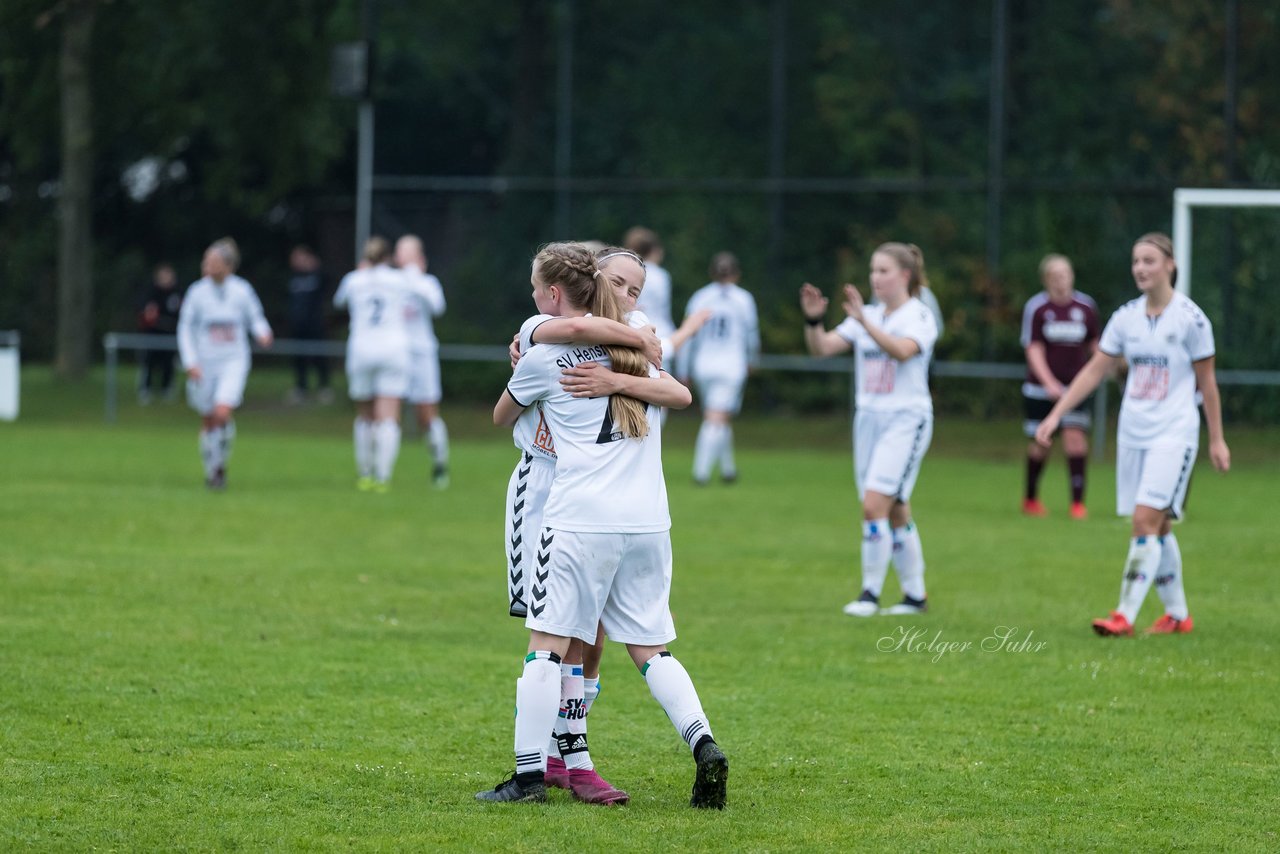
[407,349,442,405]
[1116,443,1196,519]
[854,409,933,502]
[346,348,409,400]
[505,452,555,618]
[186,360,249,415]
[693,371,746,415]
[525,529,676,646]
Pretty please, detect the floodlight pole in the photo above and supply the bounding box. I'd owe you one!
[354,0,377,262]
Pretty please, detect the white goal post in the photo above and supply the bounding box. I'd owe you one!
[1172,187,1280,296]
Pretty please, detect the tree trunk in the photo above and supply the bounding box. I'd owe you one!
[55,2,96,379]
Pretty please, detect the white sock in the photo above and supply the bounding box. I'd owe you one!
[583,676,600,716]
[891,523,927,601]
[514,653,562,777]
[643,652,713,754]
[693,422,718,482]
[353,418,373,478]
[426,418,449,467]
[861,519,892,598]
[1154,533,1189,620]
[220,420,235,463]
[199,429,221,478]
[553,663,591,770]
[1117,536,1163,623]
[718,425,736,477]
[372,419,401,483]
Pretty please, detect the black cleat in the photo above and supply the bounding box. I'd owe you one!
[690,741,728,809]
[206,467,226,491]
[475,771,547,803]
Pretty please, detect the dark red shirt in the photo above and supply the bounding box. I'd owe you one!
[1020,291,1099,394]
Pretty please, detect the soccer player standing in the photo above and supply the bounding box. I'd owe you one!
[334,237,415,492]
[394,235,451,488]
[1036,233,1229,636]
[677,252,760,485]
[177,238,273,490]
[800,243,939,617]
[1020,254,1100,518]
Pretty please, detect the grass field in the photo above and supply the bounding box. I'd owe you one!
[3,368,1279,851]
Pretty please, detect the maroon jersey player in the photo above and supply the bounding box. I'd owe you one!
[1020,254,1099,518]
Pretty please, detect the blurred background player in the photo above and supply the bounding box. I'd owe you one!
[136,261,182,404]
[623,226,675,341]
[394,234,450,488]
[800,243,939,616]
[334,237,414,492]
[176,238,273,490]
[1020,254,1099,518]
[284,244,333,405]
[1036,232,1229,637]
[676,251,760,485]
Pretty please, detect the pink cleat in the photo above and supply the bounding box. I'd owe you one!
[568,768,630,805]
[544,757,569,790]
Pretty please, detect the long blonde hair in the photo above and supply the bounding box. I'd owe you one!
[533,242,650,439]
[874,242,928,296]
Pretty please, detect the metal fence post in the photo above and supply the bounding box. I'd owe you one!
[104,333,118,424]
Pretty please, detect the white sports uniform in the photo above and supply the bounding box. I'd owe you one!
[177,275,272,415]
[637,263,676,339]
[835,298,938,501]
[334,264,414,400]
[402,268,446,405]
[505,337,674,646]
[1099,292,1214,519]
[677,282,760,413]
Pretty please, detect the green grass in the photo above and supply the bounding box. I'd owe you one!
[3,367,1279,851]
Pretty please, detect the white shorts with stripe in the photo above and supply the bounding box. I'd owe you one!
[504,452,554,617]
[1116,443,1196,520]
[186,359,249,415]
[525,529,676,646]
[406,349,442,405]
[854,409,933,502]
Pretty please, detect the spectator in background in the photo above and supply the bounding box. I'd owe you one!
[285,244,333,405]
[623,226,676,341]
[137,262,182,404]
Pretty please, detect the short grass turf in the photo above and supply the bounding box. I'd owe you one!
[3,368,1279,851]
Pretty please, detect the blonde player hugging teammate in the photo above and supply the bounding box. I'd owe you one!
[479,242,728,809]
[800,243,939,617]
[1037,232,1229,636]
[176,237,273,490]
[394,234,451,488]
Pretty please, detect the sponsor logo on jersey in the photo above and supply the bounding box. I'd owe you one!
[533,411,557,456]
[555,345,609,370]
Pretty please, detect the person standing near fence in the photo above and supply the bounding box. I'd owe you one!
[677,252,760,485]
[394,235,451,489]
[799,243,939,617]
[1020,254,1099,519]
[1036,232,1229,637]
[284,244,333,405]
[137,262,182,404]
[177,238,273,490]
[334,237,414,493]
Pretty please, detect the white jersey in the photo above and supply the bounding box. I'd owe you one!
[1099,292,1214,449]
[334,264,414,359]
[637,264,675,339]
[512,313,560,461]
[506,342,669,534]
[678,282,760,379]
[401,268,445,355]
[177,275,271,370]
[835,297,937,413]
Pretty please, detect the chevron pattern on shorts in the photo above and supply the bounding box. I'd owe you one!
[530,529,553,618]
